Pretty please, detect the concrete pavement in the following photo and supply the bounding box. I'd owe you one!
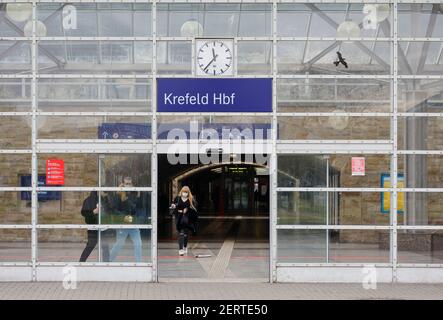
[0,282,442,300]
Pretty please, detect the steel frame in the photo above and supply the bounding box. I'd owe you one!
[0,0,443,283]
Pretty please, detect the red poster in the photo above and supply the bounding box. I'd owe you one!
[351,157,365,176]
[46,159,65,185]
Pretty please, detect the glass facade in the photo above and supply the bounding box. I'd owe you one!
[1,0,443,283]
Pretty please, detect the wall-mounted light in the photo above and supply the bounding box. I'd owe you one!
[327,110,350,130]
[24,20,47,37]
[180,19,203,37]
[5,3,32,22]
[336,20,361,43]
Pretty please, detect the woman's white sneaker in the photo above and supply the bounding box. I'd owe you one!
[183,247,188,254]
[179,249,184,256]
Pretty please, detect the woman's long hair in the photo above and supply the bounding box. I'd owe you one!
[179,186,196,210]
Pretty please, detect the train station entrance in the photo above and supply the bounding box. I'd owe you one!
[157,154,270,281]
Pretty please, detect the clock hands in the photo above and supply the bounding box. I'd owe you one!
[203,54,219,72]
[212,48,217,61]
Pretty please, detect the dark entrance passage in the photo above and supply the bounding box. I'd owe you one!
[157,154,270,281]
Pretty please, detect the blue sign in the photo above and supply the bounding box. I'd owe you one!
[157,78,272,112]
[20,175,61,201]
[98,123,151,139]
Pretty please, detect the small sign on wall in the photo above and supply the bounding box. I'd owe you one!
[351,157,365,176]
[46,159,65,185]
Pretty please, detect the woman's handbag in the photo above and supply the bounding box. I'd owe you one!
[169,197,178,215]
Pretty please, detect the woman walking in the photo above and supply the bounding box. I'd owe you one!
[170,186,198,256]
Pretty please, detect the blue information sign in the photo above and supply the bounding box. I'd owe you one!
[20,175,61,201]
[157,78,272,112]
[98,123,151,139]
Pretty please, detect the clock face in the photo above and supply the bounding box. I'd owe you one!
[196,40,233,76]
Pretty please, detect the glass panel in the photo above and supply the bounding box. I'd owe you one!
[398,116,443,150]
[0,154,31,187]
[101,228,151,263]
[277,78,391,113]
[399,193,443,226]
[38,191,91,225]
[278,155,390,188]
[398,79,443,113]
[37,154,151,187]
[399,155,443,188]
[398,4,443,38]
[398,41,443,75]
[157,115,271,140]
[37,116,151,140]
[277,4,391,38]
[37,191,151,225]
[38,228,151,263]
[277,155,327,187]
[0,116,31,149]
[0,3,31,36]
[0,79,31,111]
[0,41,31,74]
[277,229,326,263]
[38,79,152,112]
[156,4,271,37]
[397,230,443,264]
[0,229,31,262]
[329,230,390,263]
[330,192,390,226]
[277,192,327,225]
[38,41,152,74]
[277,191,390,226]
[37,3,152,37]
[100,191,151,225]
[157,41,192,75]
[278,116,390,140]
[237,41,272,75]
[0,192,31,224]
[277,41,391,75]
[38,228,99,262]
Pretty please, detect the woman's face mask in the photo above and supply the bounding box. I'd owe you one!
[182,192,188,198]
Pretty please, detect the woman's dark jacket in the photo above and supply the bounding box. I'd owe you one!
[172,196,198,233]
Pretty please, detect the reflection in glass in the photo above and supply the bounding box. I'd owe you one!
[157,41,192,75]
[397,230,443,264]
[398,79,443,113]
[277,41,390,75]
[277,192,326,225]
[0,229,31,262]
[37,3,152,37]
[38,41,152,74]
[397,193,443,226]
[398,117,443,150]
[0,116,31,149]
[0,192,31,225]
[398,41,443,75]
[237,41,272,75]
[278,116,390,140]
[37,116,151,140]
[37,228,151,263]
[277,3,391,38]
[277,229,326,263]
[277,78,391,113]
[157,4,271,37]
[329,230,390,263]
[398,4,443,38]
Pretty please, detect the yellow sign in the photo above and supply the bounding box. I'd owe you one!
[381,174,404,213]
